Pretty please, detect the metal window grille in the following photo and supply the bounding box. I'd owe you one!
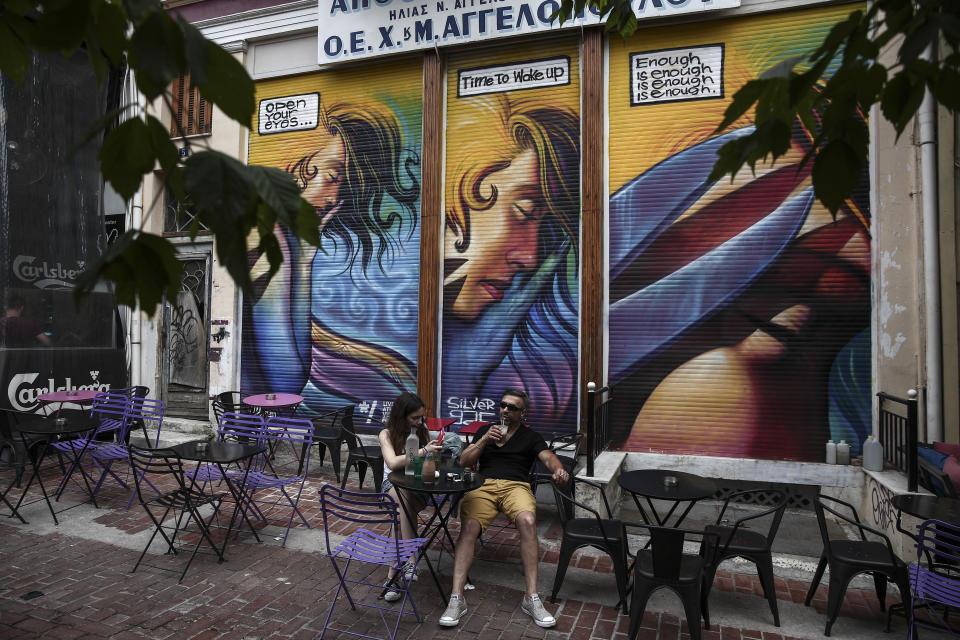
[162,182,207,234]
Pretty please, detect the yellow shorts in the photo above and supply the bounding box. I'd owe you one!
[459,479,536,532]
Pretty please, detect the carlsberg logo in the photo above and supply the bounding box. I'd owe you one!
[13,255,85,289]
[8,372,110,411]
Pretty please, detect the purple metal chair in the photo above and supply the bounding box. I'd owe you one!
[52,391,132,498]
[908,518,960,638]
[318,484,427,640]
[186,412,265,488]
[232,416,314,547]
[76,397,166,509]
[87,397,165,502]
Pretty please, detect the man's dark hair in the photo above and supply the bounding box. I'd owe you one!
[5,292,25,310]
[501,388,530,410]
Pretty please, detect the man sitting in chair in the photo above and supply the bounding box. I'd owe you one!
[439,389,570,628]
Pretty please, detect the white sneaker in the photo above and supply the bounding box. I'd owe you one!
[401,560,418,582]
[438,594,467,627]
[382,579,401,602]
[521,594,556,628]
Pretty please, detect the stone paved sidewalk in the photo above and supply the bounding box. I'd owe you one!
[0,448,943,640]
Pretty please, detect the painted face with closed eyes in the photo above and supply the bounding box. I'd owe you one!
[299,130,346,228]
[444,148,546,321]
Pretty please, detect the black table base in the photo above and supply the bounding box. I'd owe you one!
[388,469,484,601]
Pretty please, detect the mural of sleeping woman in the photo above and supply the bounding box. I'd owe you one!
[440,47,581,435]
[607,5,870,462]
[243,65,422,419]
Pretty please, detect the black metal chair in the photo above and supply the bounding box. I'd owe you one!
[212,391,246,425]
[115,386,152,445]
[533,431,583,520]
[339,413,385,492]
[548,477,630,613]
[301,404,354,479]
[627,523,719,640]
[804,494,910,636]
[128,445,227,583]
[0,407,48,488]
[702,489,787,627]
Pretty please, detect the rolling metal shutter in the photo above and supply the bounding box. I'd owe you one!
[243,59,424,422]
[439,39,582,436]
[607,4,871,462]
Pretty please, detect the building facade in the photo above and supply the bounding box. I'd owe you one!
[140,0,959,468]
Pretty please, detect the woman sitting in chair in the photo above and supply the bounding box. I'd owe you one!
[377,392,440,602]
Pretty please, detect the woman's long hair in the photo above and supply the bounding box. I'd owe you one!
[288,101,421,275]
[385,392,428,455]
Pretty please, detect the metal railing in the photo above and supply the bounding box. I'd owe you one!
[877,389,918,492]
[585,382,612,477]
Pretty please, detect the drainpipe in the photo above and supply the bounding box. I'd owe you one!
[127,69,144,389]
[919,45,942,443]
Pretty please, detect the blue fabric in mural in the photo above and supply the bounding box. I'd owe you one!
[828,329,871,457]
[245,227,419,419]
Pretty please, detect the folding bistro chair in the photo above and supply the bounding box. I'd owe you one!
[234,416,314,547]
[128,445,227,582]
[52,391,132,498]
[120,386,152,445]
[908,518,960,638]
[0,407,45,488]
[85,398,166,505]
[186,412,265,489]
[318,484,427,640]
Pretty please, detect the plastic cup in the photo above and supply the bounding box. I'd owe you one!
[412,455,424,479]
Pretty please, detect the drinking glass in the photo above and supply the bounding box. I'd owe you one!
[412,454,424,479]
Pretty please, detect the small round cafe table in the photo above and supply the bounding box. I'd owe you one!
[618,469,718,528]
[38,389,100,415]
[388,469,485,600]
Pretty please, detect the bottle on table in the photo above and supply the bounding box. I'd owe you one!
[405,432,419,476]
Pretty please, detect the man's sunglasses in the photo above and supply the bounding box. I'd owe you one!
[500,401,523,412]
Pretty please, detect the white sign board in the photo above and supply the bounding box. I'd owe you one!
[630,44,724,105]
[458,56,570,97]
[318,0,741,64]
[258,92,321,135]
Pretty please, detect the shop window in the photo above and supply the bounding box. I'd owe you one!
[169,73,211,138]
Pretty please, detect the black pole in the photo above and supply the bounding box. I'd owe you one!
[907,388,918,493]
[586,382,595,477]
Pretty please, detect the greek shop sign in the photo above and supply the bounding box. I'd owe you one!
[318,0,740,63]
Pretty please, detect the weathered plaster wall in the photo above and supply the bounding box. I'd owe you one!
[873,100,923,425]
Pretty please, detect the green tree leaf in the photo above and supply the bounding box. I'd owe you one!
[0,20,32,84]
[99,118,157,200]
[128,8,184,100]
[91,1,128,66]
[73,230,182,316]
[812,140,861,213]
[880,71,926,138]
